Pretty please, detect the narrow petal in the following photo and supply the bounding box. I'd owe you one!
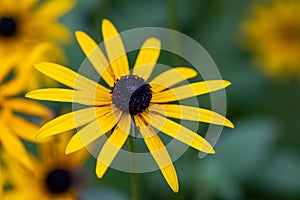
[19,0,38,10]
[8,98,52,118]
[149,104,234,128]
[34,62,110,93]
[26,88,111,105]
[41,23,70,42]
[96,113,131,178]
[9,115,49,143]
[0,122,33,170]
[66,108,122,154]
[34,0,74,19]
[150,67,198,93]
[102,19,129,79]
[141,112,215,154]
[133,38,161,81]
[0,44,50,97]
[151,80,231,103]
[135,116,179,192]
[75,31,115,86]
[36,106,111,138]
[0,54,19,83]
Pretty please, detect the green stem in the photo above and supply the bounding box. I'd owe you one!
[167,0,179,31]
[166,0,182,67]
[129,136,138,200]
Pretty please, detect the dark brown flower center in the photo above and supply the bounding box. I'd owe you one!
[111,75,152,115]
[45,168,73,194]
[0,17,17,37]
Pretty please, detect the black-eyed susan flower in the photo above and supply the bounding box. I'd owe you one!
[3,133,87,200]
[242,0,300,77]
[0,51,52,170]
[0,0,75,89]
[26,19,234,192]
[0,0,74,56]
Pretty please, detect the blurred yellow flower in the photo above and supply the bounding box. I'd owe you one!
[0,50,52,170]
[242,0,300,77]
[0,0,74,56]
[26,19,233,192]
[3,133,87,200]
[0,0,75,89]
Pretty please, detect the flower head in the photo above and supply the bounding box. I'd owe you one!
[0,0,75,90]
[3,133,87,200]
[0,0,74,56]
[26,19,234,192]
[242,0,300,77]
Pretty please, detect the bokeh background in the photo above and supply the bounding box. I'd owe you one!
[2,0,300,199]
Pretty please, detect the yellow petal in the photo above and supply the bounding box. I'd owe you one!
[19,0,38,10]
[151,80,231,103]
[150,104,234,128]
[75,31,115,86]
[9,115,49,143]
[135,116,179,192]
[0,53,19,83]
[133,38,161,81]
[96,113,131,178]
[26,88,111,105]
[102,19,129,79]
[36,106,110,138]
[34,0,74,19]
[141,112,215,154]
[150,67,198,93]
[0,44,50,97]
[8,98,52,118]
[66,109,122,154]
[0,122,33,170]
[34,62,110,93]
[42,23,71,42]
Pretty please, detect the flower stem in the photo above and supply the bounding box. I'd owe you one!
[129,136,138,200]
[167,0,179,31]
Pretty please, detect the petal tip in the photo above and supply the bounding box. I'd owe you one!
[227,120,235,128]
[33,63,44,71]
[146,37,161,47]
[209,148,216,154]
[33,62,54,73]
[96,167,106,179]
[171,183,179,193]
[65,147,72,155]
[224,80,232,87]
[25,91,34,99]
[65,139,81,155]
[102,18,111,26]
[75,30,85,38]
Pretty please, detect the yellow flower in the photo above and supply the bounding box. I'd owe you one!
[0,0,75,89]
[3,133,87,200]
[26,19,234,192]
[0,50,52,170]
[242,0,300,77]
[0,0,74,56]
